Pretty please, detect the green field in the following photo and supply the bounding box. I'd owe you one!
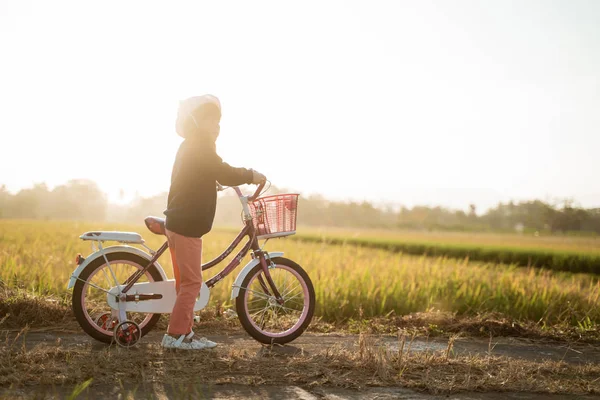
[289,227,600,274]
[1,220,599,329]
[296,226,600,253]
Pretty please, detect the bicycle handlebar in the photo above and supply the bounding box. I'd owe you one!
[248,180,266,202]
[217,180,266,202]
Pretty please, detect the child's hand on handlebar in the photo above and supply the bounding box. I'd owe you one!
[251,169,267,184]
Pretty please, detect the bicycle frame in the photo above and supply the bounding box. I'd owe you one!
[119,183,284,302]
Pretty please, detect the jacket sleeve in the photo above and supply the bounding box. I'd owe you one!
[213,153,254,186]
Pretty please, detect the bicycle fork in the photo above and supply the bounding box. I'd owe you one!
[255,251,284,305]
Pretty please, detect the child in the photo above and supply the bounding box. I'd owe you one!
[161,95,266,350]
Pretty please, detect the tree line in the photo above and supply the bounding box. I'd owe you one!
[1,180,599,235]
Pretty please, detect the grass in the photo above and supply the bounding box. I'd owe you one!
[298,226,600,254]
[288,228,600,275]
[0,328,599,397]
[1,220,600,397]
[0,220,599,331]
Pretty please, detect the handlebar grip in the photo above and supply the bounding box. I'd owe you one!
[248,181,266,202]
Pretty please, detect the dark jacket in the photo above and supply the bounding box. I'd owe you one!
[164,138,253,238]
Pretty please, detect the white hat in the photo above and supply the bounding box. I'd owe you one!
[179,95,221,115]
[176,94,221,138]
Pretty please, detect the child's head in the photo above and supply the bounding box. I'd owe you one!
[176,95,222,141]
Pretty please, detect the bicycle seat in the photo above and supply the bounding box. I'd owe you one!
[144,216,166,235]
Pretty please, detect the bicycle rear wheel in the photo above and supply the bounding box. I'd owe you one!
[72,252,163,344]
[235,257,315,344]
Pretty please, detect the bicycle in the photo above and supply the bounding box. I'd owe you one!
[67,182,315,347]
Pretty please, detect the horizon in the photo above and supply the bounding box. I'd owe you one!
[0,178,593,213]
[1,1,599,212]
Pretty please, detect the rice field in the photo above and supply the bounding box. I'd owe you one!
[289,228,600,275]
[298,226,600,254]
[1,220,599,328]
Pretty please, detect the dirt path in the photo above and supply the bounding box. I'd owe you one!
[4,382,597,400]
[8,330,600,365]
[2,330,600,399]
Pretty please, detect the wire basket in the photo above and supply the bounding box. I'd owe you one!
[249,194,299,239]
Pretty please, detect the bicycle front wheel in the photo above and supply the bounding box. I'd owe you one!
[236,257,315,344]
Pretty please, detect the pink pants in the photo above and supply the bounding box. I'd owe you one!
[165,228,203,336]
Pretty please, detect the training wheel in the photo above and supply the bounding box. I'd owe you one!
[113,320,141,348]
[94,312,117,330]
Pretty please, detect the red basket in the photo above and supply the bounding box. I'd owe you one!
[249,194,299,239]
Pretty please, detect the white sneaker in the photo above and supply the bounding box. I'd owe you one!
[161,331,217,350]
[194,336,217,349]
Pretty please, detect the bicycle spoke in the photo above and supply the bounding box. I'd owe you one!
[281,282,302,299]
[285,299,305,309]
[247,301,267,310]
[283,298,302,310]
[82,279,114,295]
[247,297,269,305]
[278,305,298,318]
[284,282,301,296]
[248,306,268,317]
[272,275,294,298]
[249,306,270,318]
[276,305,303,314]
[278,271,290,299]
[240,287,271,300]
[259,307,269,330]
[284,290,302,300]
[284,290,304,300]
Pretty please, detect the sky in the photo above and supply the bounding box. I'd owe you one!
[1,0,599,211]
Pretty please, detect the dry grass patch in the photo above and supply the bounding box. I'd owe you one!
[0,330,599,396]
[0,287,74,331]
[315,310,600,344]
